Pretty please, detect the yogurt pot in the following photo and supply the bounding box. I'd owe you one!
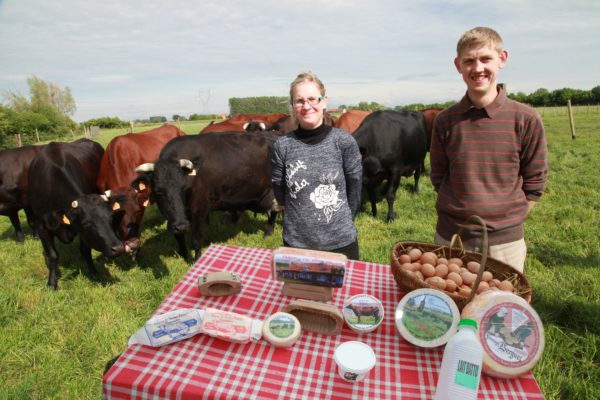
[333,341,376,382]
[343,294,384,333]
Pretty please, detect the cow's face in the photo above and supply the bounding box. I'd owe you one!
[59,194,125,257]
[105,187,149,253]
[134,159,197,235]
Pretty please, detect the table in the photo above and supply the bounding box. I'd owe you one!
[102,245,544,399]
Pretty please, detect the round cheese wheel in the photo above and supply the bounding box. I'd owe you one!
[394,288,460,348]
[461,290,544,379]
[343,294,384,333]
[262,312,301,347]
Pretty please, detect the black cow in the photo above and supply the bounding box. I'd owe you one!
[28,139,125,289]
[0,145,43,241]
[353,110,428,222]
[133,132,282,260]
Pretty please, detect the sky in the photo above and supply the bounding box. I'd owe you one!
[1,0,598,122]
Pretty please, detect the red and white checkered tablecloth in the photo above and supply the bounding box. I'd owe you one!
[102,244,545,400]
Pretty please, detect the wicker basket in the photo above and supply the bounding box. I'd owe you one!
[390,215,532,311]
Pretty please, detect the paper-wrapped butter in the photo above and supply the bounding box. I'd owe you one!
[201,308,263,344]
[128,308,204,347]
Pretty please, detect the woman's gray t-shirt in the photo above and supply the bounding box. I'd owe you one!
[270,127,362,250]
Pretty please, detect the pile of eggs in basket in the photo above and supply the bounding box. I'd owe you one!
[398,248,515,297]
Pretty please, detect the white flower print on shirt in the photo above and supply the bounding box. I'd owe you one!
[309,172,344,223]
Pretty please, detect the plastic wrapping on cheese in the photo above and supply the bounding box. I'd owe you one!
[461,290,545,379]
[201,308,263,344]
[271,247,346,288]
[262,312,302,347]
[128,308,204,347]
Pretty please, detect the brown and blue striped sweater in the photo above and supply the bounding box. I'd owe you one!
[430,88,548,246]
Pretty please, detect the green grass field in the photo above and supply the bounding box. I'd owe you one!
[1,108,599,399]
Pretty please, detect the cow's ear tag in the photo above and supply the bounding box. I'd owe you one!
[71,200,78,208]
[143,199,150,207]
[138,182,146,191]
[62,214,71,225]
[112,202,121,211]
[188,169,196,176]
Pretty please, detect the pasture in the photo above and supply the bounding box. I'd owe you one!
[1,108,599,399]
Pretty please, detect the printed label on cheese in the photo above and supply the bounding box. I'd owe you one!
[401,292,456,341]
[479,302,541,368]
[143,309,203,347]
[268,314,297,339]
[343,294,384,332]
[272,251,346,288]
[202,308,253,343]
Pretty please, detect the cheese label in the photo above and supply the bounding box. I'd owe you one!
[268,314,296,339]
[479,302,541,368]
[143,309,202,347]
[343,294,384,332]
[401,292,456,341]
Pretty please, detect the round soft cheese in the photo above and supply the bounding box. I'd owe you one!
[461,290,544,379]
[262,312,301,347]
[343,294,384,333]
[394,288,460,348]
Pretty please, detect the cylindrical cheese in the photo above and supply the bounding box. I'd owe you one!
[461,290,544,379]
[395,288,460,348]
[262,312,302,347]
[343,294,384,333]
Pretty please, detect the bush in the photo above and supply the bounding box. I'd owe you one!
[228,96,289,115]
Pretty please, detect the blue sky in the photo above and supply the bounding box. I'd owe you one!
[1,0,598,122]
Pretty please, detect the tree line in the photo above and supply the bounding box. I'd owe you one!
[1,76,598,150]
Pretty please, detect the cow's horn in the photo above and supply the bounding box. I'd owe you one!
[100,194,109,202]
[104,190,112,198]
[259,122,266,131]
[71,200,78,208]
[135,163,155,173]
[179,159,193,170]
[242,122,249,130]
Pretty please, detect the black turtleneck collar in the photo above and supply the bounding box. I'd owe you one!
[295,123,332,145]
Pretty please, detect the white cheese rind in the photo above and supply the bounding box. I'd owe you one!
[461,291,544,379]
[262,312,302,347]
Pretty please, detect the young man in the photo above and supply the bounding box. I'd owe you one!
[430,27,548,272]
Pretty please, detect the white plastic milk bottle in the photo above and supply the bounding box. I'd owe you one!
[433,318,483,400]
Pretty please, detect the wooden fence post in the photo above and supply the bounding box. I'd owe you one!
[129,121,134,133]
[567,100,576,140]
[35,128,40,142]
[15,133,22,147]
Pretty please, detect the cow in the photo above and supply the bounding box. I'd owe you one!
[96,124,185,258]
[200,113,288,133]
[353,110,428,222]
[28,139,126,289]
[132,132,281,260]
[419,107,443,151]
[335,110,371,133]
[344,303,381,324]
[0,145,44,241]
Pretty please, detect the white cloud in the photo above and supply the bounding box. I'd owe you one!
[1,0,598,122]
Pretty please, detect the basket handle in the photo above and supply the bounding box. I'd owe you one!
[455,215,489,304]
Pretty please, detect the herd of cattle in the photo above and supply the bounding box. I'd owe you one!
[0,108,441,289]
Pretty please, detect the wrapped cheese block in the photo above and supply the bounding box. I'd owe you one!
[201,308,263,344]
[461,290,544,379]
[128,308,204,347]
[272,247,346,288]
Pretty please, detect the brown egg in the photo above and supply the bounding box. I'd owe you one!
[437,257,449,266]
[434,264,449,278]
[447,263,461,274]
[467,261,481,274]
[408,248,423,262]
[420,252,438,266]
[426,276,446,290]
[447,272,463,286]
[482,271,493,282]
[421,263,436,277]
[398,254,412,264]
[412,262,422,271]
[458,286,472,297]
[490,278,501,288]
[476,281,490,294]
[449,258,463,267]
[499,280,514,292]
[460,271,476,285]
[444,279,457,292]
[414,270,425,281]
[400,262,415,272]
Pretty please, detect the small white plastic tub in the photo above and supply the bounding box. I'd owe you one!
[333,341,376,382]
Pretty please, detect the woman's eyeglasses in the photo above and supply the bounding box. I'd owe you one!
[292,96,323,108]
